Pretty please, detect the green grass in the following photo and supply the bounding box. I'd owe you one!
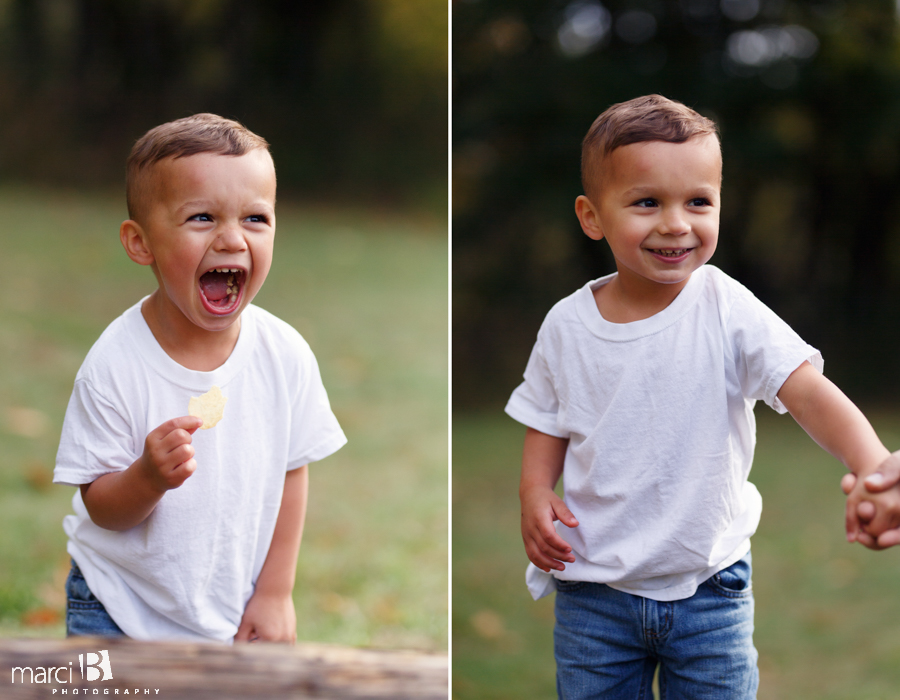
[0,186,448,651]
[453,409,900,699]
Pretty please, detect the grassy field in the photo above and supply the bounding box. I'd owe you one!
[0,186,448,651]
[453,409,900,699]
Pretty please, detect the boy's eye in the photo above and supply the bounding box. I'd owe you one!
[689,198,712,207]
[633,198,658,208]
[246,214,270,224]
[188,213,213,222]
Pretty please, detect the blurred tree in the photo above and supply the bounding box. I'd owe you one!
[454,0,900,407]
[0,0,447,206]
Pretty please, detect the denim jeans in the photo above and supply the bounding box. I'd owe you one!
[554,554,758,700]
[65,560,127,638]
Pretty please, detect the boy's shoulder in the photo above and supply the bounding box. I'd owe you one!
[699,264,773,313]
[244,303,313,356]
[542,273,615,323]
[76,300,145,381]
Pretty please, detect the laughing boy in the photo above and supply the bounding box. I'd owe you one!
[54,114,346,642]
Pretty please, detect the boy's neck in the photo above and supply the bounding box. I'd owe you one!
[141,292,242,371]
[593,268,692,324]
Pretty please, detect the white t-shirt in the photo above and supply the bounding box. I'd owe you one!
[506,265,821,602]
[54,300,347,641]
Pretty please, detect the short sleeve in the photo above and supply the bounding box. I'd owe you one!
[727,285,823,414]
[53,379,138,487]
[505,330,568,438]
[286,347,347,470]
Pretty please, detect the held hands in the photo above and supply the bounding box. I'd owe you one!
[842,451,900,549]
[520,485,580,572]
[137,416,204,492]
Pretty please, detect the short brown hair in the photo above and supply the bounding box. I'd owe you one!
[126,113,270,221]
[581,95,719,197]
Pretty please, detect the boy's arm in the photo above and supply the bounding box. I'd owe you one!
[81,416,203,531]
[776,361,894,542]
[520,427,579,573]
[235,465,308,643]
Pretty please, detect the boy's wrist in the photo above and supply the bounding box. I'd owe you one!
[130,455,171,496]
[252,579,294,598]
[519,480,555,501]
[846,448,892,479]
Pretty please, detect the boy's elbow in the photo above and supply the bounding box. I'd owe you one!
[80,482,145,531]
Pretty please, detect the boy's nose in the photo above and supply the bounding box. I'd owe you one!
[657,209,690,235]
[214,223,248,251]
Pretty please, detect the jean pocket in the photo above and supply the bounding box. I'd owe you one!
[65,563,105,610]
[707,555,753,599]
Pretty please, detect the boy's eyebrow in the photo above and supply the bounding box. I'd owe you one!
[174,199,275,215]
[621,184,720,199]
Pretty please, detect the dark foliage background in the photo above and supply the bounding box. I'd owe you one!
[0,0,447,208]
[454,0,900,407]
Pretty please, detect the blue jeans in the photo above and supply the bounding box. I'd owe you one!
[554,554,758,699]
[65,560,127,638]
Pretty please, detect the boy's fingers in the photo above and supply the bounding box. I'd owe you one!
[865,468,900,493]
[551,499,580,528]
[855,531,878,549]
[865,451,900,493]
[840,473,856,495]
[536,540,575,563]
[536,521,574,556]
[845,500,861,542]
[234,619,254,642]
[877,529,900,548]
[176,458,197,479]
[156,415,204,438]
[526,539,564,571]
[857,500,876,523]
[529,521,576,563]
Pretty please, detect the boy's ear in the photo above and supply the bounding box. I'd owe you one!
[575,195,604,241]
[120,220,155,266]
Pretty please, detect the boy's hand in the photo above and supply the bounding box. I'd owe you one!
[137,416,203,492]
[235,591,297,643]
[80,415,204,531]
[520,485,579,573]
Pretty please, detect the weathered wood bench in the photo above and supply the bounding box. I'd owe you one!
[1,637,448,699]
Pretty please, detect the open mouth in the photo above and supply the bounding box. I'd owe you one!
[198,267,245,315]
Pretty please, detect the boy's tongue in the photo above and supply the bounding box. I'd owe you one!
[200,270,231,302]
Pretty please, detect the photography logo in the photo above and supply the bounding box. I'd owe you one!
[79,650,113,682]
[11,648,113,684]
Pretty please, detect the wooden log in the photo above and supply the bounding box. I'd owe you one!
[1,637,448,699]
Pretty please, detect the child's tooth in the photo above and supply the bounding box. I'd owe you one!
[229,294,237,303]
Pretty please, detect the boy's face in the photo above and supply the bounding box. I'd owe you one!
[579,134,721,291]
[131,149,276,334]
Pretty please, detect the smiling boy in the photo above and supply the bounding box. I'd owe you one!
[507,95,900,697]
[54,114,346,643]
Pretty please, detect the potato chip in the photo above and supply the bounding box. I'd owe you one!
[188,385,227,430]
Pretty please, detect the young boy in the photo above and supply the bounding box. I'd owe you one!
[505,95,900,697]
[53,114,346,643]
